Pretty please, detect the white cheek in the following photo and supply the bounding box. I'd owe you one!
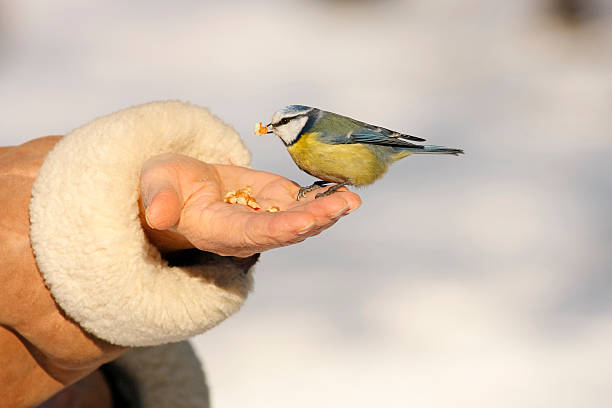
[275,116,308,145]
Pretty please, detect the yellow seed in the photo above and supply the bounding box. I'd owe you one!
[254,122,268,136]
[247,199,261,209]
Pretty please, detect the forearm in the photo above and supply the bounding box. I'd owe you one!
[0,326,62,407]
[1,102,258,406]
[0,137,125,406]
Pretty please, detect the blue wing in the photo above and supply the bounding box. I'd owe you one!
[350,127,426,147]
[308,111,426,147]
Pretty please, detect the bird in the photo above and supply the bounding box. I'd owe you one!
[256,105,463,200]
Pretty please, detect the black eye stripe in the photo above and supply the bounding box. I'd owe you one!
[273,114,303,126]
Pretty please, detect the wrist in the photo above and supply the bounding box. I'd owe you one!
[30,101,254,346]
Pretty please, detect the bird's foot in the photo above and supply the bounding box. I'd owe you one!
[315,183,348,199]
[296,181,330,200]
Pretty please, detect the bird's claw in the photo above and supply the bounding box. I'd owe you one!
[314,183,348,199]
[296,188,309,201]
[296,181,330,200]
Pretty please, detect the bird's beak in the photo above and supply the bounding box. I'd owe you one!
[265,123,273,134]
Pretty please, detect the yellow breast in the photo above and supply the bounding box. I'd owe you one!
[286,132,403,186]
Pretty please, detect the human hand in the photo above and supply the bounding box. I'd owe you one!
[139,154,361,257]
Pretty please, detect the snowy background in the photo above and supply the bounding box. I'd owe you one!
[2,0,612,406]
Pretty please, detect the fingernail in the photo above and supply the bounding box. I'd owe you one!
[144,207,153,227]
[141,191,153,210]
[297,222,315,235]
[347,205,360,214]
[330,206,349,219]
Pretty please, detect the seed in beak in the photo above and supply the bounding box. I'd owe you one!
[254,122,269,136]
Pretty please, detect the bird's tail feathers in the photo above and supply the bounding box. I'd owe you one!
[408,145,464,156]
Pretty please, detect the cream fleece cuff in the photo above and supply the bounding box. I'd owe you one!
[30,101,254,346]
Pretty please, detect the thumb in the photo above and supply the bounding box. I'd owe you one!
[140,164,184,231]
[144,186,182,230]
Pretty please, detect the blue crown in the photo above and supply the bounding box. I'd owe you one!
[280,105,312,115]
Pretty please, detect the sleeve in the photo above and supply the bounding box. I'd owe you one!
[107,341,210,407]
[29,101,255,347]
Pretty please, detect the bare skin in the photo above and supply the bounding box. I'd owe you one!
[139,153,362,256]
[0,139,361,407]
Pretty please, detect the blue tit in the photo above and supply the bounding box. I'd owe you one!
[258,105,463,200]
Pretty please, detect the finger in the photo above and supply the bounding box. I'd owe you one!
[337,191,362,212]
[140,157,185,230]
[245,209,317,246]
[291,191,361,222]
[146,187,182,230]
[184,203,315,256]
[292,193,349,223]
[237,192,361,248]
[238,199,345,250]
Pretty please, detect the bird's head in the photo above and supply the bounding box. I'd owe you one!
[266,105,315,146]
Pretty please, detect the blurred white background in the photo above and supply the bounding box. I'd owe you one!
[2,0,612,406]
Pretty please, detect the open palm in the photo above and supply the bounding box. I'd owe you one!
[140,154,361,257]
